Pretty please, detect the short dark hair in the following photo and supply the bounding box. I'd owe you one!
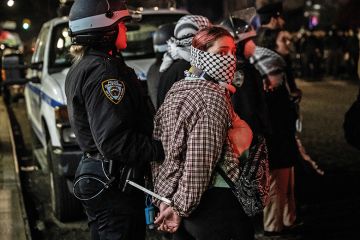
[257,2,283,25]
[255,28,281,51]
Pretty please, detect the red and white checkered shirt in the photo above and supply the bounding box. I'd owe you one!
[152,79,240,217]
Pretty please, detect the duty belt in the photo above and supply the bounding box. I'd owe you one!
[85,152,105,161]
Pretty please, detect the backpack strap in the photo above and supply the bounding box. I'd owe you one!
[215,165,235,189]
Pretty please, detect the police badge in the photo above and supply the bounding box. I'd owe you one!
[101,79,126,104]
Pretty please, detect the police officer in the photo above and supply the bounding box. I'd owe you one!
[65,0,164,239]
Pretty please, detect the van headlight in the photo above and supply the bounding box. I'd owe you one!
[55,106,77,145]
[60,127,77,144]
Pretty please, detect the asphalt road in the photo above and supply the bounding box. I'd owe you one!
[7,78,360,240]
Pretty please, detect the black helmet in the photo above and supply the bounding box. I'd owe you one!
[221,16,256,43]
[153,23,175,53]
[69,0,131,46]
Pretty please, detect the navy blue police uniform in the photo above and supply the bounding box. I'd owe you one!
[65,48,164,240]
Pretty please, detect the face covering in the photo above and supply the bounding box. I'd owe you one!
[190,46,236,84]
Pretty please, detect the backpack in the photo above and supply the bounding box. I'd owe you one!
[217,135,270,217]
[343,92,360,150]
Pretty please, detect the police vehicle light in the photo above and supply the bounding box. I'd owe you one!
[61,127,77,143]
[55,106,69,124]
[55,106,77,145]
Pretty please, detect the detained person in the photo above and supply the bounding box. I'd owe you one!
[152,26,254,240]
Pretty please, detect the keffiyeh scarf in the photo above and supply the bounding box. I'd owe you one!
[159,15,211,72]
[250,46,285,89]
[188,46,237,85]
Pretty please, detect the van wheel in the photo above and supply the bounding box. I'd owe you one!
[25,127,41,170]
[47,141,83,222]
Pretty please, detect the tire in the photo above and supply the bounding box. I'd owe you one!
[3,85,12,105]
[46,140,83,222]
[30,127,42,162]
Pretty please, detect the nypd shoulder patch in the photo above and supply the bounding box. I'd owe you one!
[101,79,126,104]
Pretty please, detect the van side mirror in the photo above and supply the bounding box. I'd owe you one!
[30,61,43,71]
[28,76,41,84]
[1,53,28,85]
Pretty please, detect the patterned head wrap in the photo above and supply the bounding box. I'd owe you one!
[250,46,285,90]
[174,15,212,42]
[190,46,237,84]
[160,15,211,72]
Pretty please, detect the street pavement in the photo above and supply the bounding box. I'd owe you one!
[0,97,31,240]
[4,78,360,240]
[290,79,360,240]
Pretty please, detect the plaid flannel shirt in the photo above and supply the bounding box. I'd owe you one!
[152,79,240,217]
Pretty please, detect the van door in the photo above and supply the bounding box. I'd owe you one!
[27,24,50,138]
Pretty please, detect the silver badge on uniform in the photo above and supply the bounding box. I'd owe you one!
[101,79,125,104]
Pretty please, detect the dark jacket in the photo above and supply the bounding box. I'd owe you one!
[232,60,271,136]
[265,79,299,169]
[157,59,190,107]
[65,49,163,169]
[146,59,162,109]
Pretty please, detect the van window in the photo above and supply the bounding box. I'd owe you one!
[123,14,185,59]
[32,25,50,64]
[49,23,72,71]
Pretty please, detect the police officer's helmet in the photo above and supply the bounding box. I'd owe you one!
[153,23,175,53]
[69,0,131,46]
[221,16,256,43]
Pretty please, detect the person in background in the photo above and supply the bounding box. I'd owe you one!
[274,30,302,102]
[256,1,301,99]
[256,28,300,236]
[147,23,175,109]
[156,15,211,107]
[345,29,359,80]
[221,16,271,137]
[256,2,285,32]
[221,15,272,238]
[152,26,254,240]
[65,0,164,239]
[324,28,343,78]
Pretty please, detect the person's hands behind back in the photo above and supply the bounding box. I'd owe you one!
[154,203,182,233]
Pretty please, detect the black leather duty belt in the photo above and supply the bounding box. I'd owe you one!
[85,152,105,161]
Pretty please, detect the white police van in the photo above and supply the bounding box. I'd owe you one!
[22,8,187,222]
